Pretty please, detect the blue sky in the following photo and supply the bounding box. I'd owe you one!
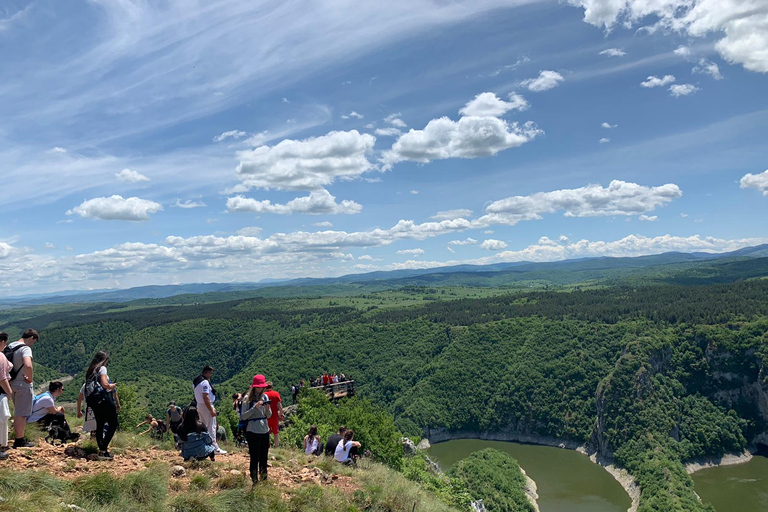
[1,0,767,296]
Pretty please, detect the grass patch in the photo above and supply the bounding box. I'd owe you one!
[72,472,122,506]
[189,474,212,490]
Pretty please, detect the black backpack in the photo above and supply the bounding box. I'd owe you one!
[84,372,108,407]
[2,343,28,383]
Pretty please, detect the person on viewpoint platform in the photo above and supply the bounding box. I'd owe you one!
[8,329,39,449]
[194,365,226,455]
[264,382,283,448]
[239,374,272,482]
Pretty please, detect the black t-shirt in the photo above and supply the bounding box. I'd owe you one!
[325,433,343,456]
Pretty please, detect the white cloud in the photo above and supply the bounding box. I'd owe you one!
[214,130,247,142]
[67,195,163,221]
[693,59,723,79]
[48,147,67,154]
[382,116,542,168]
[115,168,150,183]
[638,215,658,221]
[484,230,494,235]
[568,0,768,73]
[397,248,425,256]
[358,254,376,260]
[449,238,478,246]
[669,84,700,97]
[520,70,564,92]
[489,56,531,76]
[227,189,363,215]
[282,97,290,103]
[599,48,626,57]
[44,242,56,249]
[674,46,692,57]
[410,190,420,195]
[374,127,403,137]
[385,114,407,128]
[172,199,206,209]
[235,130,377,191]
[480,239,508,250]
[459,92,529,117]
[641,75,676,88]
[237,227,263,236]
[680,213,689,218]
[601,122,617,129]
[313,221,333,228]
[432,209,473,220]
[599,138,611,144]
[341,111,364,120]
[740,170,768,196]
[480,180,682,225]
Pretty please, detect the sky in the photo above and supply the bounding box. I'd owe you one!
[1,0,767,297]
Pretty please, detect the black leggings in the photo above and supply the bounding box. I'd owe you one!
[246,432,270,481]
[92,400,119,452]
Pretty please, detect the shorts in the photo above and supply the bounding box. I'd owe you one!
[12,386,34,417]
[268,416,279,435]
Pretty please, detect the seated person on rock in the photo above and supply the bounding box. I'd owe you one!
[334,429,362,467]
[178,406,215,462]
[28,381,68,428]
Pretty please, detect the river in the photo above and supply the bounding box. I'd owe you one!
[691,455,768,512]
[428,439,631,512]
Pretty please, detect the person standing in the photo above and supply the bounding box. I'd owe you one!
[84,351,118,460]
[167,401,183,434]
[0,332,14,458]
[240,374,272,483]
[264,382,283,448]
[193,365,226,455]
[7,328,39,449]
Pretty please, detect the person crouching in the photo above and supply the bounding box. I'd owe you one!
[239,374,272,483]
[179,406,215,462]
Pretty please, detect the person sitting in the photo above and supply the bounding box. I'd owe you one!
[179,406,215,462]
[325,425,346,456]
[28,381,68,429]
[334,429,361,466]
[303,425,324,456]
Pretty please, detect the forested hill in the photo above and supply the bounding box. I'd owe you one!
[2,279,768,510]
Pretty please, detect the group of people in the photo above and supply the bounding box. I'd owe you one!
[310,371,349,388]
[303,425,361,466]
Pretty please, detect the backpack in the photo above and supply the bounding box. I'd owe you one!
[2,343,28,382]
[84,372,108,407]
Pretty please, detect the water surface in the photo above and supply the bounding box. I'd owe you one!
[428,439,630,512]
[692,456,768,512]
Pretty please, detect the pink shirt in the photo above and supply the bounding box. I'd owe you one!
[0,352,12,381]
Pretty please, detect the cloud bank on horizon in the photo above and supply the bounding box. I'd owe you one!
[0,0,766,296]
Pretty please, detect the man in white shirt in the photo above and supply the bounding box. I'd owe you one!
[194,365,226,455]
[28,381,66,426]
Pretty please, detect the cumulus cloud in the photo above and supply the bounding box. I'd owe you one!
[601,122,617,129]
[599,48,626,57]
[341,111,364,119]
[172,199,206,209]
[459,92,529,117]
[313,221,334,227]
[674,46,692,57]
[480,239,508,250]
[641,75,676,88]
[599,138,611,144]
[214,130,247,142]
[432,209,473,220]
[693,59,723,79]
[479,180,682,226]
[115,168,150,183]
[639,215,658,221]
[520,70,564,92]
[669,84,700,97]
[384,114,407,128]
[48,147,67,154]
[227,189,363,215]
[374,127,402,137]
[67,195,163,221]
[382,116,542,168]
[450,238,478,246]
[740,170,768,196]
[567,0,768,73]
[397,248,425,256]
[235,130,377,190]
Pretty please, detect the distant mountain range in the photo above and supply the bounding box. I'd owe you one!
[2,244,768,307]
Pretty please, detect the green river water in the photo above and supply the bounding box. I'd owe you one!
[691,455,768,512]
[428,439,630,512]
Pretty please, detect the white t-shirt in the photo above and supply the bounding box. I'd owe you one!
[28,391,55,422]
[7,341,32,388]
[305,436,319,455]
[335,439,353,462]
[194,379,215,407]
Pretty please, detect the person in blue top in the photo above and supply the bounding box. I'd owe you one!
[28,381,67,428]
[179,406,215,461]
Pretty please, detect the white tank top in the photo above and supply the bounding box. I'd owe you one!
[335,439,352,462]
[305,436,319,455]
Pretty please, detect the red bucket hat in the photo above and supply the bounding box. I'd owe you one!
[251,374,268,388]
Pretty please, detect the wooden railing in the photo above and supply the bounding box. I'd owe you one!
[309,380,356,400]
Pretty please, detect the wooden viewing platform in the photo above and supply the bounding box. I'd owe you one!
[309,380,356,400]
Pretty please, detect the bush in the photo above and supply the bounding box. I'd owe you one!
[449,449,534,512]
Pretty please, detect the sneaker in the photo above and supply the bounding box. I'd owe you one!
[0,451,8,460]
[12,439,35,449]
[214,448,227,455]
[97,451,114,461]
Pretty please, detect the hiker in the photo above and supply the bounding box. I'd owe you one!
[137,414,168,439]
[76,384,97,438]
[167,401,183,434]
[0,332,14,457]
[291,384,298,404]
[239,374,272,483]
[334,429,361,466]
[332,373,339,383]
[324,425,346,456]
[28,381,67,428]
[264,382,283,448]
[178,406,215,461]
[84,351,118,460]
[193,365,226,455]
[303,425,323,456]
[7,328,39,449]
[322,372,330,386]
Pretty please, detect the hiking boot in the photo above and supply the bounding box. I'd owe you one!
[0,450,8,460]
[12,439,35,449]
[97,451,114,460]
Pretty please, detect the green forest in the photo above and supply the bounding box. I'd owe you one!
[2,277,768,511]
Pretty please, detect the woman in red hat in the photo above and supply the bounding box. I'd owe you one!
[240,374,272,482]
